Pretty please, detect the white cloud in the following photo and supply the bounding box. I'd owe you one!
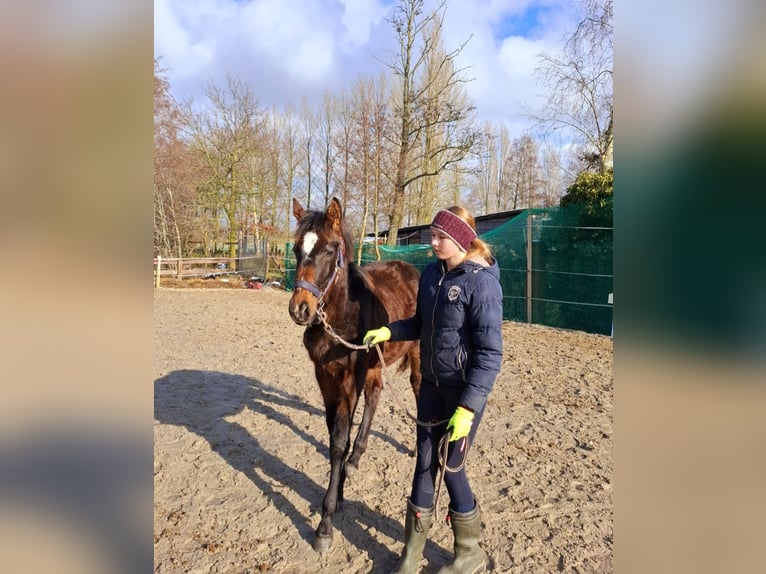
[240,0,337,81]
[153,0,583,138]
[498,35,545,78]
[154,0,218,79]
[337,0,390,51]
[438,1,566,134]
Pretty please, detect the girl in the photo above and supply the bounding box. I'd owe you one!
[364,206,503,574]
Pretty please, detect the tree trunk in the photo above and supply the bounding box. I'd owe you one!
[601,111,614,173]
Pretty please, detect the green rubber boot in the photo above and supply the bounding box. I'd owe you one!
[393,499,434,574]
[436,502,487,574]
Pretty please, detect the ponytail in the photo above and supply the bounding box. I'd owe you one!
[445,205,494,264]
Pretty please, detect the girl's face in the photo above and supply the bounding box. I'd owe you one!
[431,229,464,268]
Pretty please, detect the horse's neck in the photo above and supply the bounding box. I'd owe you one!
[321,273,362,333]
[322,275,350,322]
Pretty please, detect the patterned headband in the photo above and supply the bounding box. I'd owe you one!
[430,210,477,252]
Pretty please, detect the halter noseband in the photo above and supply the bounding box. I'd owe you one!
[294,242,345,303]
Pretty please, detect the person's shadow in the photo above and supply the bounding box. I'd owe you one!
[154,369,450,572]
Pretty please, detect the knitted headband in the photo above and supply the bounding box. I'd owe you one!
[430,209,477,252]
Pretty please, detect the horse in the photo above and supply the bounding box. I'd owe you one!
[288,197,421,553]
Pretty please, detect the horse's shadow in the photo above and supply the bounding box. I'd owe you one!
[154,369,449,572]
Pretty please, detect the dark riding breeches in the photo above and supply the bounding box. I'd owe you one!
[409,378,485,513]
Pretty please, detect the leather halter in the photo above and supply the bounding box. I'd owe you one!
[294,241,345,304]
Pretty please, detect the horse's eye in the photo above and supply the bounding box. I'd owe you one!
[324,248,334,258]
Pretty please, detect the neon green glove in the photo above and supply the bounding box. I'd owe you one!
[447,406,474,442]
[363,326,391,347]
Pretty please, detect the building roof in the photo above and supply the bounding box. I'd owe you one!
[370,208,528,245]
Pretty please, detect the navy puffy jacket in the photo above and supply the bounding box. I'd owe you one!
[387,257,504,412]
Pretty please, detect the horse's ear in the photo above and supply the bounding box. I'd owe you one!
[327,198,343,232]
[292,197,305,221]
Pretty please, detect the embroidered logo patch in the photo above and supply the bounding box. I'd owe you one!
[447,285,461,301]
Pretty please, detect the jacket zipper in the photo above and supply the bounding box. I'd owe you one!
[430,266,447,387]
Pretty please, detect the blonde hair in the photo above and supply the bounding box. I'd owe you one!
[445,206,493,264]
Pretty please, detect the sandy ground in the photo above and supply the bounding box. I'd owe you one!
[154,287,613,573]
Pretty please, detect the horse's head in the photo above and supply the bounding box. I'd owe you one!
[289,197,349,326]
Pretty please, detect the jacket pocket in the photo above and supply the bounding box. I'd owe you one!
[457,345,468,382]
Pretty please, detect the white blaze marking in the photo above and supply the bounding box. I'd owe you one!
[302,231,318,257]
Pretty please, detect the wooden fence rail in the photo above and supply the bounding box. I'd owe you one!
[153,255,268,287]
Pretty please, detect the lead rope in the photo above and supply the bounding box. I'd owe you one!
[316,305,442,426]
[315,306,468,521]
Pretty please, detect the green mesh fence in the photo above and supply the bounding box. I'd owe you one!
[283,205,613,335]
[486,206,614,335]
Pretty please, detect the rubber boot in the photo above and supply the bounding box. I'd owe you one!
[393,499,434,574]
[436,502,487,574]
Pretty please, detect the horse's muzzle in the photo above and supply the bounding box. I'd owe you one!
[288,294,314,326]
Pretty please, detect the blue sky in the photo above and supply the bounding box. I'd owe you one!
[154,0,581,139]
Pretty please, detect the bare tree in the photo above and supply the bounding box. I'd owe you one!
[385,0,480,244]
[470,122,517,213]
[299,97,318,209]
[472,124,496,214]
[318,91,338,209]
[182,74,263,262]
[154,60,180,257]
[532,0,613,174]
[443,164,467,207]
[154,59,197,258]
[471,121,517,214]
[371,73,395,259]
[281,104,300,246]
[494,124,513,210]
[504,134,542,209]
[349,76,376,263]
[263,110,282,236]
[539,144,569,207]
[335,90,354,213]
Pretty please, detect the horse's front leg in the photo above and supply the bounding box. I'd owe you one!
[314,399,352,553]
[346,369,381,477]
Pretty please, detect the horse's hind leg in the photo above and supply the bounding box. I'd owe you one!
[346,369,381,477]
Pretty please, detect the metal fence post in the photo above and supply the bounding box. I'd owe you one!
[526,214,533,323]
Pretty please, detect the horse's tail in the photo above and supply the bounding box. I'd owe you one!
[396,350,411,375]
[401,343,421,398]
[396,342,420,375]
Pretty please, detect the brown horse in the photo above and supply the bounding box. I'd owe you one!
[288,197,421,553]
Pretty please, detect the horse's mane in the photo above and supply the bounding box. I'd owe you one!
[348,259,372,298]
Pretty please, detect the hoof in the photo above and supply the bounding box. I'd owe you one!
[313,534,332,554]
